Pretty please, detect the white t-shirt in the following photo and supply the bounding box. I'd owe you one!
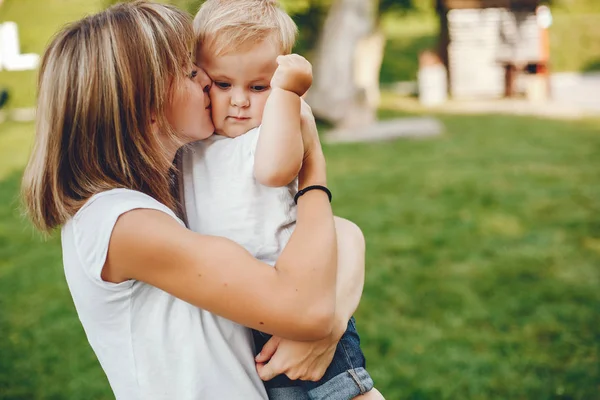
[61,188,268,400]
[182,127,297,266]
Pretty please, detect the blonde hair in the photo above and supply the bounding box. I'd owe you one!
[193,0,297,57]
[21,1,195,233]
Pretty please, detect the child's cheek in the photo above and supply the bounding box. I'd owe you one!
[209,91,225,117]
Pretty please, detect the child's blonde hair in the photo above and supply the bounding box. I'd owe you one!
[193,0,297,57]
[21,1,195,233]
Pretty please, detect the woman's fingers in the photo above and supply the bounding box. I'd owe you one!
[255,335,281,363]
[256,357,283,381]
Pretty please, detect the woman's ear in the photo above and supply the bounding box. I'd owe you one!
[150,114,158,135]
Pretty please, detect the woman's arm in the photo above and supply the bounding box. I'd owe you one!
[102,106,336,342]
[330,217,365,335]
[254,104,366,380]
[255,216,366,381]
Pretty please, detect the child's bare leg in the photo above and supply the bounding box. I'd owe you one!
[353,388,385,399]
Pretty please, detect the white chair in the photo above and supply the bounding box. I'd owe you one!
[0,21,40,71]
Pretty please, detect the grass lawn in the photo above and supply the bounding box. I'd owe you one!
[1,111,599,399]
[1,0,599,398]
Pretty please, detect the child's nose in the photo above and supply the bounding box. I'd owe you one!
[231,89,249,108]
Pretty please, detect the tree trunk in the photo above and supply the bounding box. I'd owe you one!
[306,0,382,130]
[354,29,385,110]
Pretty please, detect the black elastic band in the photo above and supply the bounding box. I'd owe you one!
[294,185,332,204]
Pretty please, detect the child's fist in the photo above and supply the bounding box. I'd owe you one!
[270,54,313,97]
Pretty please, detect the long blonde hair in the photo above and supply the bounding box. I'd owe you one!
[22,1,195,233]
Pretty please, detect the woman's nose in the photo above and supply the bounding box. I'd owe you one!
[198,68,212,92]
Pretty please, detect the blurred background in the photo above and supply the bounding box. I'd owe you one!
[0,0,599,399]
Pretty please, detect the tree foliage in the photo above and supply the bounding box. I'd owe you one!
[173,0,417,53]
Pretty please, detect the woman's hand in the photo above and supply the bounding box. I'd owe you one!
[255,323,344,382]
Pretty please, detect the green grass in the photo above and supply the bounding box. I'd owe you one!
[0,121,34,180]
[342,112,600,399]
[0,0,104,108]
[2,113,600,399]
[1,0,600,398]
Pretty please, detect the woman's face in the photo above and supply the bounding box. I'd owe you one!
[166,66,214,143]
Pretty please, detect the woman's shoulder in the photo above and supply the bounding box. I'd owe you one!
[78,188,166,212]
[73,188,182,225]
[62,188,184,289]
[65,188,184,258]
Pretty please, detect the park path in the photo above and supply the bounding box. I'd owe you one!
[551,72,600,114]
[438,72,600,119]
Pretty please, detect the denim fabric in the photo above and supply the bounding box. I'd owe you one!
[266,386,309,400]
[254,317,374,400]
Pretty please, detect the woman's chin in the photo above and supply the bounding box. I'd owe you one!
[198,123,216,140]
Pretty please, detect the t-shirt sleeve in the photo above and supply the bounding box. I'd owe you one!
[71,189,182,287]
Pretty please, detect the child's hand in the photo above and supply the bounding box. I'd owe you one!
[270,54,313,97]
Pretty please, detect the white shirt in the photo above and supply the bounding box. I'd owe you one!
[182,127,297,266]
[61,188,268,400]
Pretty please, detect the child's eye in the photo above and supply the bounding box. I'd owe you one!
[251,85,269,92]
[214,82,231,90]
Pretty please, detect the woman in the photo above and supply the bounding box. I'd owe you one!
[21,2,365,399]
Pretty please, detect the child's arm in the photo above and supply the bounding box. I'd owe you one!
[254,54,312,187]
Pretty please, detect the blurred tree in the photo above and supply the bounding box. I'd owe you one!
[305,0,415,129]
[305,0,378,128]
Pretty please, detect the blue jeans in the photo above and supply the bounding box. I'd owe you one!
[253,317,374,400]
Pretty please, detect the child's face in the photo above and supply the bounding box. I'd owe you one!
[199,40,280,138]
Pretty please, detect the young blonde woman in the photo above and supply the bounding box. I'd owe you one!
[21,2,367,399]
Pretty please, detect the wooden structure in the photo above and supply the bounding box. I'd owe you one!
[436,0,547,99]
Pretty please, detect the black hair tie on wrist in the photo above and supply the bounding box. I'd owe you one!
[294,185,332,204]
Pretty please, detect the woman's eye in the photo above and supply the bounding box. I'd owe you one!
[251,85,269,92]
[214,82,231,89]
[189,70,198,79]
